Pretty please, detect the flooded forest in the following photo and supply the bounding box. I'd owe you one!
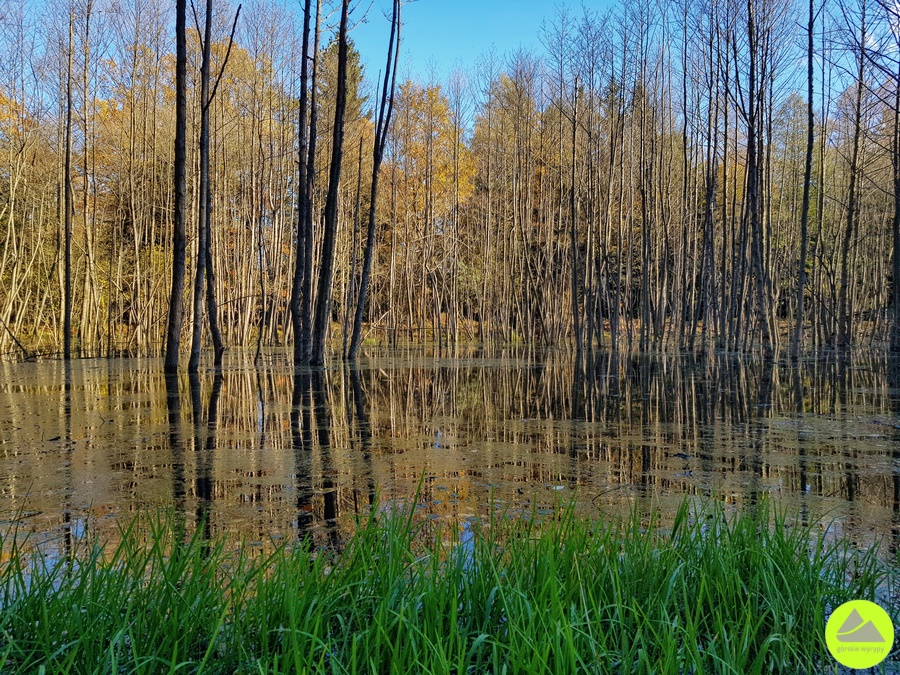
[1,0,900,552]
[3,350,900,554]
[3,1,900,671]
[1,0,900,360]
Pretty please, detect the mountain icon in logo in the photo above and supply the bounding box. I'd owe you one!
[826,599,894,668]
[835,609,886,643]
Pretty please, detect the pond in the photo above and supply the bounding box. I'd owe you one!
[1,347,899,555]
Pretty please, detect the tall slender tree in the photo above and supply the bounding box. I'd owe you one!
[837,0,867,350]
[291,0,313,366]
[187,0,215,373]
[348,0,400,360]
[63,10,74,360]
[310,0,349,365]
[188,0,239,372]
[164,0,188,372]
[792,0,816,357]
[300,0,321,363]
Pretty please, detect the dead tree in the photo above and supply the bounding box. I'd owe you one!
[348,0,400,360]
[309,0,349,365]
[300,0,321,363]
[792,0,815,357]
[187,0,240,373]
[837,0,866,351]
[290,0,313,366]
[63,11,74,360]
[164,0,188,372]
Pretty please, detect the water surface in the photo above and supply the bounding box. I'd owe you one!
[1,348,898,553]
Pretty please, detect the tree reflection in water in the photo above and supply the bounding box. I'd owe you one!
[0,348,898,553]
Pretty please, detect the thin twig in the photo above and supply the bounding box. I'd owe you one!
[0,314,31,360]
[206,4,242,110]
[190,0,204,51]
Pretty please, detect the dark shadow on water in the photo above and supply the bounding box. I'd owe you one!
[164,371,186,542]
[191,370,222,546]
[347,364,375,508]
[62,360,73,562]
[311,370,340,549]
[888,356,900,556]
[291,368,315,538]
[290,368,341,547]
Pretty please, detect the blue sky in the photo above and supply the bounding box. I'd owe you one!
[350,0,566,81]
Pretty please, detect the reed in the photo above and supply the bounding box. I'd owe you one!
[0,497,895,674]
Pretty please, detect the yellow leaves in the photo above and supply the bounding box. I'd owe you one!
[0,88,16,133]
[456,146,476,203]
[0,87,30,139]
[392,80,473,219]
[0,89,15,117]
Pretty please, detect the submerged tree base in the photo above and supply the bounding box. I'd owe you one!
[0,499,897,674]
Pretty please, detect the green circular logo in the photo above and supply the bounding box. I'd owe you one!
[825,599,895,669]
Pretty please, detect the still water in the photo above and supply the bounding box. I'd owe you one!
[1,348,899,553]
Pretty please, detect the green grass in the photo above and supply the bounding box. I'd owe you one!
[0,498,896,674]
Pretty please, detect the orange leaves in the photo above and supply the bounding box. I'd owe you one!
[0,87,33,139]
[391,80,474,223]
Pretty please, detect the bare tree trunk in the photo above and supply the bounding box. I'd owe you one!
[348,0,400,360]
[79,0,97,354]
[164,0,188,372]
[205,9,239,367]
[188,0,215,373]
[745,0,774,358]
[838,0,866,351]
[63,11,74,360]
[310,0,350,365]
[343,136,363,357]
[188,1,237,372]
[893,53,900,351]
[291,0,312,366]
[792,0,815,358]
[570,78,582,354]
[300,0,321,363]
[205,211,224,366]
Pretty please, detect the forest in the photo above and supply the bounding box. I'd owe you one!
[1,0,899,364]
